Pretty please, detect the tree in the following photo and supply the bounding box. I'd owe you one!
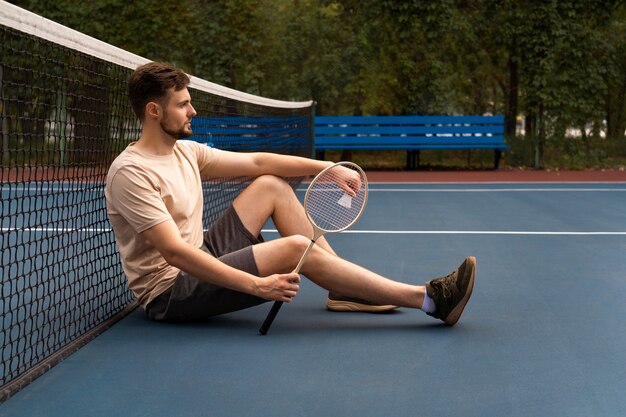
[8,0,626,167]
[483,0,621,166]
[605,2,626,140]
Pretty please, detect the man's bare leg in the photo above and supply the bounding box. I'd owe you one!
[232,175,418,307]
[232,175,397,312]
[251,235,425,308]
[250,235,476,326]
[232,175,476,324]
[232,175,336,254]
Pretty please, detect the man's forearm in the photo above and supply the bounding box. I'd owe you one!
[251,153,332,178]
[166,241,260,295]
[164,240,299,303]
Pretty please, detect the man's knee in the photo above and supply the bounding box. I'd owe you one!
[250,175,292,195]
[285,235,332,274]
[283,234,312,257]
[233,175,296,224]
[278,235,315,268]
[254,235,312,274]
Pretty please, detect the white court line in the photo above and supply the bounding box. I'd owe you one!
[261,229,626,236]
[293,187,626,192]
[368,181,626,184]
[7,228,626,236]
[1,227,112,233]
[365,188,626,192]
[6,184,625,193]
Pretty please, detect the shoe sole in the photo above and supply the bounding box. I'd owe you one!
[326,300,399,313]
[444,256,476,326]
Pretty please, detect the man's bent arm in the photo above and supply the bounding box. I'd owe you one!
[142,220,300,302]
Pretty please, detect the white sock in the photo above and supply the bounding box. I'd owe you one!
[421,292,436,314]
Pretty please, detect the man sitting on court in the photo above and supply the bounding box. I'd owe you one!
[104,61,476,326]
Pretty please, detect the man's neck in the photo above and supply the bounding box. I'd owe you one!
[135,129,177,156]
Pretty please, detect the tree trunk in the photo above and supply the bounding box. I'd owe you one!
[525,110,535,167]
[606,72,626,140]
[537,104,545,168]
[505,50,519,139]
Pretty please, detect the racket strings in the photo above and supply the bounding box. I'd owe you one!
[305,167,367,232]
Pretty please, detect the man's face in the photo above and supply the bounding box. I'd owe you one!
[159,87,197,140]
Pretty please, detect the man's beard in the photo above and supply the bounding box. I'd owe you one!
[160,116,193,140]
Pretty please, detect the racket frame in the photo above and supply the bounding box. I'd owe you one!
[259,162,368,335]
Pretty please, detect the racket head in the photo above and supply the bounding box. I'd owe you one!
[303,161,368,234]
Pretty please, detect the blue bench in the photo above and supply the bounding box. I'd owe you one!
[315,115,508,169]
[190,116,312,154]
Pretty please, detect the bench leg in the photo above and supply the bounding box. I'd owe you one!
[406,150,419,169]
[316,149,326,160]
[494,149,503,169]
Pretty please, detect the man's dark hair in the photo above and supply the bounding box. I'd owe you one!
[128,62,190,120]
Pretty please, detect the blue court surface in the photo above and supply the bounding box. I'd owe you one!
[1,181,625,417]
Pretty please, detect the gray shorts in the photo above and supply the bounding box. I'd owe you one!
[145,205,267,322]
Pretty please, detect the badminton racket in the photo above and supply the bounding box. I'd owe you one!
[259,161,368,335]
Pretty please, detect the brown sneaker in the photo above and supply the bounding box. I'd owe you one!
[425,256,476,326]
[326,293,398,313]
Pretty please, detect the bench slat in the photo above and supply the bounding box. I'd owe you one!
[315,125,505,135]
[318,144,508,150]
[318,140,509,149]
[316,115,504,125]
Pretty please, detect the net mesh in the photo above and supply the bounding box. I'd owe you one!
[0,3,313,401]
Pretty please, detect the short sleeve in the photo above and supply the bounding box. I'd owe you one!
[108,166,172,234]
[184,141,221,176]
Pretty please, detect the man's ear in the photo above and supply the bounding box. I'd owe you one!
[145,101,161,120]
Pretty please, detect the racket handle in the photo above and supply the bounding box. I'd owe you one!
[259,301,283,335]
[259,240,315,335]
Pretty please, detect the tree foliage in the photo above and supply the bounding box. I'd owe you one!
[9,0,626,164]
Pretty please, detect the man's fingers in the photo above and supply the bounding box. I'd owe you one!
[286,273,300,284]
[286,273,300,301]
[340,171,361,197]
[259,273,301,302]
[281,288,298,303]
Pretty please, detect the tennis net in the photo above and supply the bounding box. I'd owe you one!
[0,1,313,402]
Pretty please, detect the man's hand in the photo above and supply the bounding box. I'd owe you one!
[254,273,301,302]
[333,165,362,197]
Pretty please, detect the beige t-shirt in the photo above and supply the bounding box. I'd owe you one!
[105,140,221,308]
